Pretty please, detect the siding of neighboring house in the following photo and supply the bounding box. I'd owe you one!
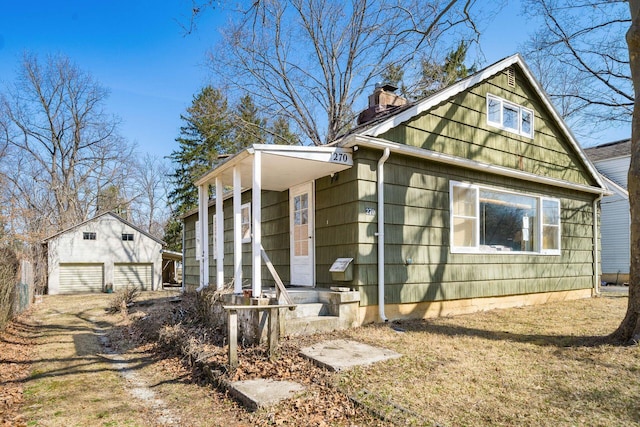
[584,140,630,278]
[47,213,163,294]
[600,192,630,275]
[595,157,629,188]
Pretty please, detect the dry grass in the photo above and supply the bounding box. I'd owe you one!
[9,289,639,427]
[333,292,640,426]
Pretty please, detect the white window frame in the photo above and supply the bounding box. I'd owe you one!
[541,198,561,255]
[241,202,251,243]
[486,93,534,138]
[449,181,561,255]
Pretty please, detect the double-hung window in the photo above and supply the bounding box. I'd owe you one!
[487,94,534,138]
[450,181,560,255]
[241,203,251,243]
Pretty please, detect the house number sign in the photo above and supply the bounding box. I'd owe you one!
[330,150,351,165]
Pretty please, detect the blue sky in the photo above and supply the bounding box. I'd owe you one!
[0,1,629,159]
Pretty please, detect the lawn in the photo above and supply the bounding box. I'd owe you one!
[331,291,640,426]
[5,289,638,426]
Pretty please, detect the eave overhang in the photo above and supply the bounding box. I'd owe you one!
[342,134,607,196]
[195,144,353,191]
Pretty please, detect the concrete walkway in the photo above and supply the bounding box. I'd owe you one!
[227,339,402,410]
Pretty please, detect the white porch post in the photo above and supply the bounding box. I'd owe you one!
[198,183,209,290]
[252,150,262,296]
[215,177,224,290]
[233,166,243,294]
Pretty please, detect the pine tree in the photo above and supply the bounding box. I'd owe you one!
[233,94,267,149]
[165,86,232,250]
[270,116,299,145]
[418,41,475,98]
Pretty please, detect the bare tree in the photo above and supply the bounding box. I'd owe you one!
[523,0,631,137]
[198,0,487,145]
[129,153,171,239]
[0,53,132,241]
[613,0,640,344]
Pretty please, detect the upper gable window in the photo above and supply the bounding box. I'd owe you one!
[122,233,134,241]
[83,232,96,240]
[486,94,534,138]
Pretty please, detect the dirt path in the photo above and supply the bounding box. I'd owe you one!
[5,293,249,427]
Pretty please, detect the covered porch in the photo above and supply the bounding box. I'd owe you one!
[194,144,353,296]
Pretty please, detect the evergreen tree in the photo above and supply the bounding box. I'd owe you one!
[417,41,475,98]
[233,94,267,149]
[165,86,232,250]
[269,116,299,145]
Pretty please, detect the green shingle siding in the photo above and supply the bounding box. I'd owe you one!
[352,145,595,306]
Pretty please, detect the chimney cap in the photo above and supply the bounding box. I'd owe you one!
[375,82,398,92]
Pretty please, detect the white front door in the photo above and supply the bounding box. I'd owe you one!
[290,181,315,286]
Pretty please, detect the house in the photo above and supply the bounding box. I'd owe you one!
[182,54,607,328]
[584,139,630,285]
[44,212,165,294]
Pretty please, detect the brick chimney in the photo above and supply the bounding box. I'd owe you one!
[357,83,407,125]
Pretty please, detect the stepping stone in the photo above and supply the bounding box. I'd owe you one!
[228,379,305,411]
[300,339,402,371]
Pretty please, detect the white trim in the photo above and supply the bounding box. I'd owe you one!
[342,134,606,195]
[215,178,224,290]
[233,167,242,293]
[197,184,209,290]
[486,93,534,138]
[449,180,561,255]
[540,197,561,256]
[240,202,251,243]
[252,150,262,296]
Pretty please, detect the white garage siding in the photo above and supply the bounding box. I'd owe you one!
[59,263,104,294]
[114,263,152,290]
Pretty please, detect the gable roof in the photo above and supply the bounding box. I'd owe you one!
[583,139,631,162]
[338,53,606,194]
[43,211,165,245]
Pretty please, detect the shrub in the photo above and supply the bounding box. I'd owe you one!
[0,248,20,330]
[106,285,140,314]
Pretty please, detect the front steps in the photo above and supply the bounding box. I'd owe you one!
[264,287,361,337]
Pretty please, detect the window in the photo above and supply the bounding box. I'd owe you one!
[195,220,201,260]
[83,232,96,240]
[486,94,534,138]
[292,192,309,256]
[450,181,560,255]
[121,233,134,241]
[241,203,251,243]
[542,199,560,252]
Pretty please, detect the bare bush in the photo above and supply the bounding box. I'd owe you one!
[106,285,140,315]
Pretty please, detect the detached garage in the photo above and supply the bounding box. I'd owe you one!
[44,212,165,294]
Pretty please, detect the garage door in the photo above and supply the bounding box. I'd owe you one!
[114,263,152,291]
[59,263,104,294]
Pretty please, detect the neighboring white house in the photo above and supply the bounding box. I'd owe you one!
[44,212,165,294]
[584,139,630,284]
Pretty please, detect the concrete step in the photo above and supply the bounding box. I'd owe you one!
[284,314,341,336]
[284,302,330,319]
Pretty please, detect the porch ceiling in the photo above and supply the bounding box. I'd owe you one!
[196,145,353,191]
